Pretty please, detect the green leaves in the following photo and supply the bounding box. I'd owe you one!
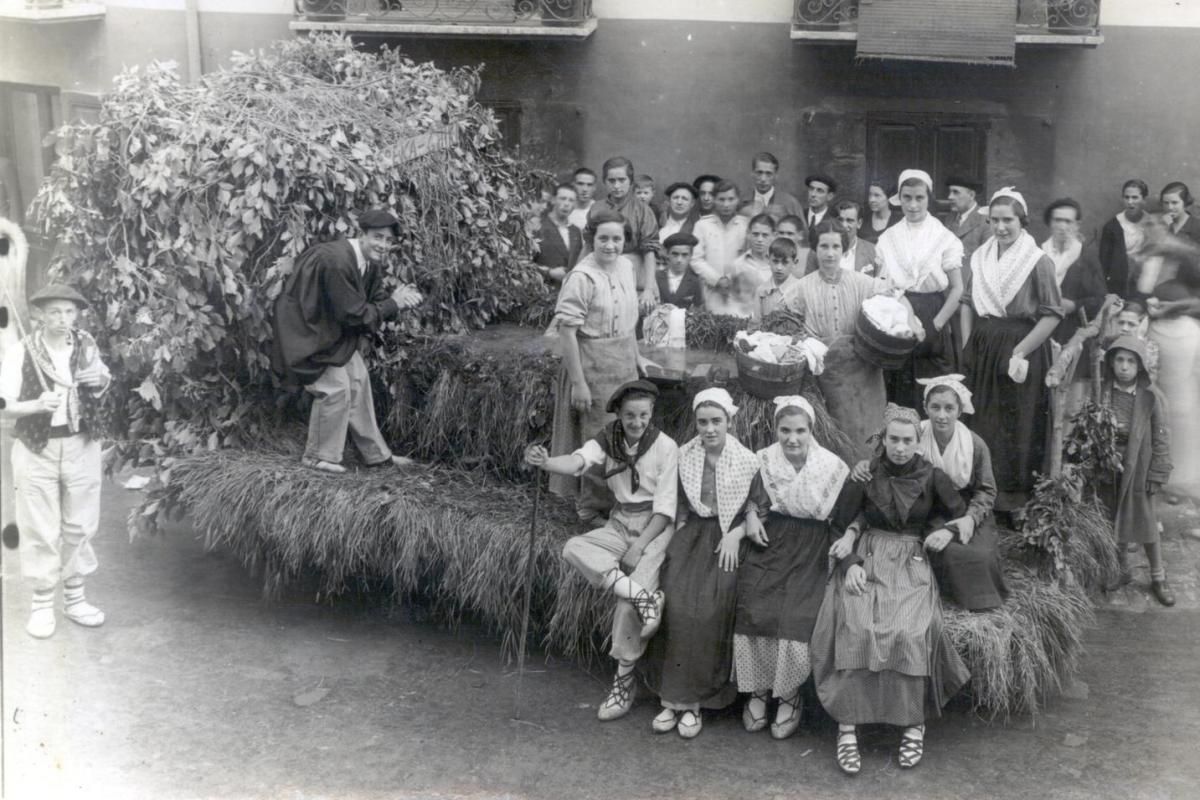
[27,34,547,489]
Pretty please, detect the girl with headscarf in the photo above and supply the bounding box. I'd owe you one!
[961,188,1064,517]
[644,388,763,740]
[734,396,849,740]
[852,376,1008,611]
[811,404,970,774]
[875,169,965,408]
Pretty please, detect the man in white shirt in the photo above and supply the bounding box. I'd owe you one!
[805,174,838,230]
[568,167,597,230]
[691,180,749,312]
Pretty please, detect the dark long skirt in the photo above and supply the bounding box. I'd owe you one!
[643,516,740,710]
[963,317,1050,510]
[886,290,957,408]
[930,516,1009,611]
[735,514,830,643]
[811,530,969,726]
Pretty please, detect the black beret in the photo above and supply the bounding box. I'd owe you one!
[664,182,698,199]
[358,208,402,236]
[944,175,984,195]
[662,232,699,250]
[606,379,659,413]
[805,174,838,193]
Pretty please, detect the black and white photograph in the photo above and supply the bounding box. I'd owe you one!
[1,1,1197,797]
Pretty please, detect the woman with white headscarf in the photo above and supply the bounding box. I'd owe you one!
[875,169,965,408]
[733,395,849,740]
[643,388,762,740]
[961,188,1063,518]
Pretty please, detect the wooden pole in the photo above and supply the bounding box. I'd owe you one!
[513,468,542,720]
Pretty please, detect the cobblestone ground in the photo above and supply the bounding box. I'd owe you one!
[2,481,1199,800]
[1099,493,1200,612]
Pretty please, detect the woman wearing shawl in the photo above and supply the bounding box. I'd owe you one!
[812,405,970,775]
[644,388,762,739]
[961,188,1064,516]
[549,209,642,523]
[875,169,965,408]
[734,396,849,740]
[853,377,1008,611]
[526,380,678,722]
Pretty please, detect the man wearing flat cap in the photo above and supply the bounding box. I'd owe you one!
[272,209,423,474]
[0,283,111,638]
[804,174,838,231]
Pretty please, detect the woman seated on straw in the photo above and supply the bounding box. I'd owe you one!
[644,388,761,739]
[812,404,970,775]
[548,209,642,524]
[850,376,1008,612]
[734,396,849,740]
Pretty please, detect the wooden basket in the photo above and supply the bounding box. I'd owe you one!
[734,348,808,400]
[851,308,918,370]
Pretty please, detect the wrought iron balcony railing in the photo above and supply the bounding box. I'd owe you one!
[793,0,1101,40]
[293,0,596,36]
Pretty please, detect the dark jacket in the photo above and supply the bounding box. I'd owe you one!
[1102,337,1171,541]
[1099,216,1135,297]
[1052,245,1107,347]
[943,208,991,284]
[271,239,398,387]
[655,268,704,309]
[534,214,583,270]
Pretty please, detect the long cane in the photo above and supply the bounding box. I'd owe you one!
[513,466,543,720]
[0,284,49,392]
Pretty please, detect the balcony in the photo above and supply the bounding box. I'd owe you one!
[791,0,1103,47]
[0,0,106,23]
[291,0,597,39]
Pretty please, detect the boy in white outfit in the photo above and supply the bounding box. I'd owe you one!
[1,284,111,638]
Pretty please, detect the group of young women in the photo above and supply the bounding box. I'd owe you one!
[528,163,1191,773]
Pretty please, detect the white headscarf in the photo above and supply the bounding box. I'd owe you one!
[978,186,1028,217]
[889,169,934,206]
[772,395,815,424]
[693,387,739,418]
[916,374,976,415]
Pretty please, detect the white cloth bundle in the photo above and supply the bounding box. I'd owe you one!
[861,295,918,339]
[642,304,688,348]
[734,331,828,375]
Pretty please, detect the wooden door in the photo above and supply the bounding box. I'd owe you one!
[866,115,988,203]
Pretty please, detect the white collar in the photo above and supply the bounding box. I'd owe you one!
[349,239,367,274]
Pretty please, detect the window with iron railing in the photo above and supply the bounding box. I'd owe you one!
[294,0,594,27]
[792,0,1101,37]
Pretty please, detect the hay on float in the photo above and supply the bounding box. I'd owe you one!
[139,312,1120,719]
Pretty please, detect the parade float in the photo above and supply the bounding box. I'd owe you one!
[25,34,1117,717]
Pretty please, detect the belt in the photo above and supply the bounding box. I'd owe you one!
[614,501,655,514]
[47,425,74,439]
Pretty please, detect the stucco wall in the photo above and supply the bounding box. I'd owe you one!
[1,9,1197,239]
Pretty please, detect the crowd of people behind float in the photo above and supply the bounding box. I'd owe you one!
[524,152,1189,774]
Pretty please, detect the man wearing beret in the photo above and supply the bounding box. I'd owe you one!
[272,209,423,474]
[805,174,838,231]
[1,284,111,638]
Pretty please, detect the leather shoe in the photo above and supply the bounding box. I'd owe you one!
[1150,579,1176,607]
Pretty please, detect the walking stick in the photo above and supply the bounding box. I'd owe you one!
[0,283,49,392]
[513,465,543,720]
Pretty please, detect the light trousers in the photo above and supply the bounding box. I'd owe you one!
[562,506,673,663]
[11,435,101,591]
[303,351,392,465]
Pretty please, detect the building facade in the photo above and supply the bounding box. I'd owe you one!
[1,0,1198,245]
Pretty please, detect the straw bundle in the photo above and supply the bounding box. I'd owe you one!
[161,449,615,659]
[943,566,1094,717]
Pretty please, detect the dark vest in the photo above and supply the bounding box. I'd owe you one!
[13,332,111,453]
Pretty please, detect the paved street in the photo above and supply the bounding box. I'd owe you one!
[2,480,1199,800]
